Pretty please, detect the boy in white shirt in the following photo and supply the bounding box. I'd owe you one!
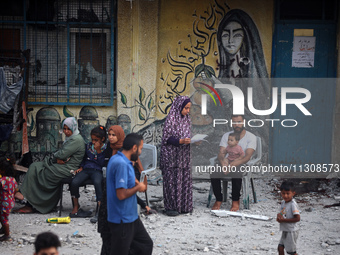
[277,181,300,255]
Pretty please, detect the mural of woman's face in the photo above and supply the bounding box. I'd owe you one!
[221,21,244,55]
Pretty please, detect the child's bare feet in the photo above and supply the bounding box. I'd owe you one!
[0,224,10,240]
[13,205,33,213]
[230,200,240,211]
[211,201,222,210]
[0,235,12,242]
[70,204,80,215]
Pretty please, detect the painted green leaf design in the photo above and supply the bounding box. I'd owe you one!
[148,97,154,110]
[204,65,216,78]
[119,91,127,105]
[138,108,146,121]
[194,63,205,77]
[63,105,74,117]
[139,86,145,102]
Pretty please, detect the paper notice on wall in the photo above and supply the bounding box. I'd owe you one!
[292,36,315,68]
[292,52,315,68]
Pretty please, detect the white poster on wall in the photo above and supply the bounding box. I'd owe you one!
[292,36,315,68]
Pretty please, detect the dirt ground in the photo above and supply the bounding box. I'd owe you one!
[1,173,340,255]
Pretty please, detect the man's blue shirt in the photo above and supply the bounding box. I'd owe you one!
[106,151,138,223]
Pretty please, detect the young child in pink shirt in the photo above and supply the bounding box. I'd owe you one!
[221,132,244,169]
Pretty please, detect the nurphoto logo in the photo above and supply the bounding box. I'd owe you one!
[200,83,312,128]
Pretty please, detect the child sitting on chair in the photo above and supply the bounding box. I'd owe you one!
[70,125,112,222]
[221,133,244,174]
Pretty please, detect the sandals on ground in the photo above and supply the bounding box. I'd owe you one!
[69,208,92,218]
[165,210,179,216]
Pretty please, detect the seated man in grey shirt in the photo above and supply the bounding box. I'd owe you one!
[211,115,256,211]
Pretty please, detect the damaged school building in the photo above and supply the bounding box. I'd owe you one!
[1,0,340,171]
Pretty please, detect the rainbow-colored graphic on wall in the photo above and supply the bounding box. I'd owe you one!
[198,82,223,115]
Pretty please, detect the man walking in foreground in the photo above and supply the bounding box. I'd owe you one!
[106,133,153,255]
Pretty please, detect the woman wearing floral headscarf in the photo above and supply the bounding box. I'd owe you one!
[160,96,192,216]
[15,117,85,214]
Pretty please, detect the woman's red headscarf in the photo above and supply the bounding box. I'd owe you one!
[108,125,144,174]
[108,125,125,156]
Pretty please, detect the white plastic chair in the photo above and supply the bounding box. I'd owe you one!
[207,136,262,209]
[139,143,157,206]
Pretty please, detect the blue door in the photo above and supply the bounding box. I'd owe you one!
[271,23,337,165]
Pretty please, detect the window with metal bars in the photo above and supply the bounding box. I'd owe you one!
[0,0,116,106]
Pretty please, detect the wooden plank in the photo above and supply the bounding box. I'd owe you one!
[211,210,272,221]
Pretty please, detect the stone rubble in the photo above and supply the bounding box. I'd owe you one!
[1,178,340,254]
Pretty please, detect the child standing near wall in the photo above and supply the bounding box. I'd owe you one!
[277,181,300,255]
[0,156,19,241]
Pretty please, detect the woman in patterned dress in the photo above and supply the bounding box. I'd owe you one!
[160,96,192,216]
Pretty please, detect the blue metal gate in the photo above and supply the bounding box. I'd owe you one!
[271,22,337,165]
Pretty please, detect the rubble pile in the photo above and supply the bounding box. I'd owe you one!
[1,178,340,254]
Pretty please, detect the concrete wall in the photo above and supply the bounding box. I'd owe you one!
[4,0,339,166]
[116,0,159,132]
[6,0,274,156]
[15,0,340,166]
[156,0,273,120]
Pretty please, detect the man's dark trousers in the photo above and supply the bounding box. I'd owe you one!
[109,217,153,255]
